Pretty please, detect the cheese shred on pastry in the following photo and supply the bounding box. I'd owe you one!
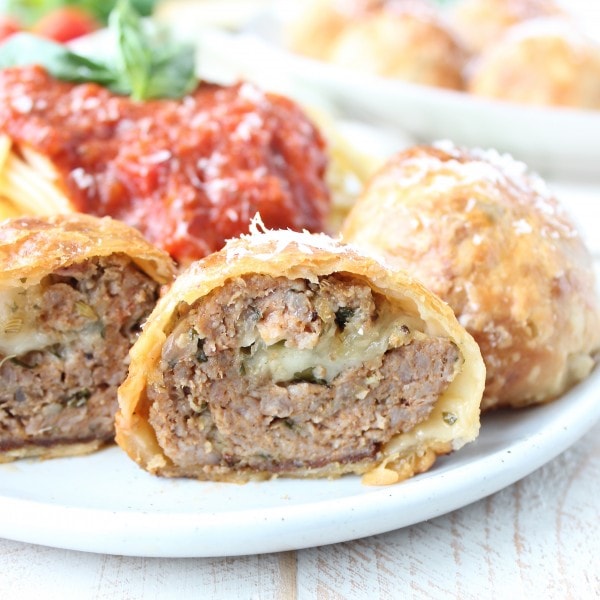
[116,228,485,485]
[0,214,175,461]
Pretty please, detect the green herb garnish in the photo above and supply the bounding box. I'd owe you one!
[292,368,328,386]
[0,0,157,27]
[334,307,355,331]
[195,337,208,363]
[0,0,198,100]
[442,411,458,426]
[64,387,91,408]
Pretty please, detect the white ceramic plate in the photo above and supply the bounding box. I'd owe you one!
[204,10,600,180]
[3,23,599,560]
[0,364,598,558]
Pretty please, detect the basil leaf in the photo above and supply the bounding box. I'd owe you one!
[0,0,198,101]
[0,0,158,26]
[109,0,153,100]
[110,0,197,101]
[0,32,115,85]
[129,0,157,18]
[0,0,61,27]
[143,41,198,99]
[79,0,158,23]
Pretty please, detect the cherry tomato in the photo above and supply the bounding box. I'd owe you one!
[31,7,99,43]
[0,16,21,42]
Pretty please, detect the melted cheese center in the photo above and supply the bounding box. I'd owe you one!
[0,286,57,356]
[0,283,101,357]
[242,306,425,384]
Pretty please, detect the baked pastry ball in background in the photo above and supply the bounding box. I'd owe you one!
[285,0,379,60]
[467,18,600,109]
[285,0,467,90]
[342,143,600,410]
[328,2,467,89]
[448,0,563,54]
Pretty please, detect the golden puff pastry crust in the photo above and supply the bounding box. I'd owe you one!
[0,213,175,289]
[467,18,600,109]
[286,0,467,90]
[328,3,467,89]
[0,214,176,462]
[284,0,379,60]
[449,0,563,54]
[342,143,600,410]
[116,227,485,485]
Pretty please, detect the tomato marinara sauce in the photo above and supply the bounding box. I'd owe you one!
[0,66,331,263]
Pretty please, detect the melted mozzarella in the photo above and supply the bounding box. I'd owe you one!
[242,306,424,384]
[0,287,59,355]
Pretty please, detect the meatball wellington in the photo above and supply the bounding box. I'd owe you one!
[0,214,175,461]
[116,227,485,485]
[342,143,600,410]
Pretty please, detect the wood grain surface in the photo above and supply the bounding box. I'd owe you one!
[0,421,597,600]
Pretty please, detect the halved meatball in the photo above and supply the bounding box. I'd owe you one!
[148,274,460,476]
[0,255,161,456]
[116,229,484,485]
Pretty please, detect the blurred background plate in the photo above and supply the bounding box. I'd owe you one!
[216,8,600,181]
[70,22,600,257]
[64,0,600,180]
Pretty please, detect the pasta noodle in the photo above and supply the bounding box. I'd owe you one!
[0,135,73,217]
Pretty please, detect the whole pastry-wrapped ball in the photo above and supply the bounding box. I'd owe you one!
[342,143,600,410]
[468,18,600,109]
[449,0,562,54]
[327,1,467,89]
[285,0,382,60]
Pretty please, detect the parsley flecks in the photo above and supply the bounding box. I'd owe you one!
[334,307,355,331]
[442,411,458,426]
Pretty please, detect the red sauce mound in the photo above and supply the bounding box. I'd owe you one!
[0,66,330,263]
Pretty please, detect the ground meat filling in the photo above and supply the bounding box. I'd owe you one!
[0,255,160,451]
[151,274,461,473]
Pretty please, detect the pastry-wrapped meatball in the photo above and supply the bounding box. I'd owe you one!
[342,143,600,410]
[449,0,562,53]
[0,214,175,461]
[286,0,467,89]
[116,228,485,484]
[467,18,600,109]
[328,2,467,89]
[285,0,381,60]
